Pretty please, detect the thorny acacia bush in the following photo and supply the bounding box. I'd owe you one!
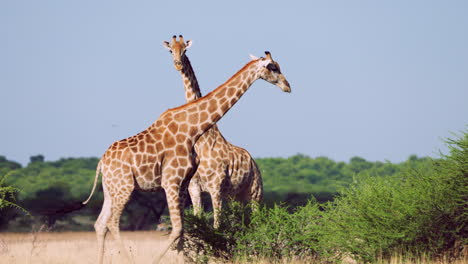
[183,200,323,263]
[319,132,467,262]
[184,132,467,263]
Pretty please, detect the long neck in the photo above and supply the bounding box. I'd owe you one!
[170,60,259,139]
[181,55,202,102]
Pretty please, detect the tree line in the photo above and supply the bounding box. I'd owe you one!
[0,153,432,232]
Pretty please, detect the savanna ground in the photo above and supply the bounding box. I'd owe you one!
[0,231,184,264]
[1,231,466,264]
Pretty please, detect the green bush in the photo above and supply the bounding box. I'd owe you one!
[183,131,467,263]
[318,131,467,262]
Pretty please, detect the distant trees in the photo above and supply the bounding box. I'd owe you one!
[0,153,433,231]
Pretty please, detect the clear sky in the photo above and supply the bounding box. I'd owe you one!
[1,1,467,166]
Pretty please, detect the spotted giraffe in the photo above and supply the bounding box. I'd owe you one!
[163,35,263,228]
[82,50,291,263]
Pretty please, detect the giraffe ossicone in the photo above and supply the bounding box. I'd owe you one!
[82,43,291,263]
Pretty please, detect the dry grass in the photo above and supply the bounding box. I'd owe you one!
[0,231,465,264]
[0,231,184,264]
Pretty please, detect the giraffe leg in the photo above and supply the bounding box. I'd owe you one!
[106,187,134,264]
[211,189,223,229]
[153,188,184,264]
[250,161,263,212]
[94,188,111,264]
[153,166,192,264]
[188,173,202,216]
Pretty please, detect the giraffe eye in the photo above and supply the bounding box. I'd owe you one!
[267,63,279,73]
[169,50,173,54]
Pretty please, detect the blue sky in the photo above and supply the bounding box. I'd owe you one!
[1,1,467,166]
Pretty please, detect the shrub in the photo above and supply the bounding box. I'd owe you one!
[318,131,468,262]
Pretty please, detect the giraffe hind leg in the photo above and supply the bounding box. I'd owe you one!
[94,185,112,264]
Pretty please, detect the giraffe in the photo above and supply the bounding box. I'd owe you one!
[81,50,291,263]
[163,35,263,228]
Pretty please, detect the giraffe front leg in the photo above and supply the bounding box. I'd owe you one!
[107,189,135,264]
[211,190,223,229]
[154,164,193,264]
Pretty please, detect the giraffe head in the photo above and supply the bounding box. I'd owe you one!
[250,51,291,93]
[163,35,192,71]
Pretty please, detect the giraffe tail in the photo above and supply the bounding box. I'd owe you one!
[82,160,102,205]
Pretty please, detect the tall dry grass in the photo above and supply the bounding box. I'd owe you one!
[0,231,465,264]
[0,231,184,264]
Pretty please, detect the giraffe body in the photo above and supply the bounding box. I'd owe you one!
[164,36,263,227]
[83,47,291,263]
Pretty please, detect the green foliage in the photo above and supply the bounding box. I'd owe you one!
[183,202,252,262]
[183,132,467,263]
[0,171,28,214]
[0,155,21,177]
[317,131,468,262]
[236,201,322,260]
[257,154,427,206]
[184,201,323,263]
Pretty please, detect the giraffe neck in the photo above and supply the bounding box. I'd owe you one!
[181,55,202,102]
[170,60,260,138]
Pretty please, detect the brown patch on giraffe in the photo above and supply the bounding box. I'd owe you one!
[164,134,176,148]
[177,168,186,177]
[111,160,120,168]
[146,144,156,153]
[178,158,188,167]
[187,105,198,113]
[189,127,198,137]
[199,111,209,123]
[219,98,227,107]
[199,101,207,110]
[130,144,138,153]
[176,134,186,143]
[188,112,199,124]
[163,117,172,126]
[135,154,142,165]
[227,87,236,97]
[156,142,164,152]
[220,102,230,113]
[208,100,218,113]
[122,164,131,173]
[175,145,188,156]
[169,177,180,185]
[168,122,178,134]
[165,149,175,157]
[230,97,237,105]
[174,111,187,122]
[138,141,146,152]
[170,159,179,167]
[179,123,188,134]
[217,88,227,97]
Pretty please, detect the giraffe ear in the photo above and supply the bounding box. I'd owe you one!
[258,58,271,68]
[162,41,171,50]
[249,54,259,60]
[185,40,193,49]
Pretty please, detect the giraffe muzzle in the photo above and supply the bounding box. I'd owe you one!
[174,60,183,71]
